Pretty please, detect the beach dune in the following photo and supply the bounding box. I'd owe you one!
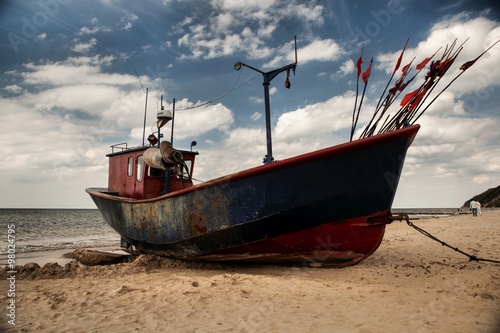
[1,210,499,332]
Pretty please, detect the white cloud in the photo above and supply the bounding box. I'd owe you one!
[71,38,97,53]
[213,12,235,32]
[79,26,100,35]
[175,1,326,60]
[299,39,345,63]
[473,174,491,184]
[335,59,355,78]
[275,91,354,143]
[249,96,263,104]
[268,38,345,67]
[250,112,261,120]
[287,2,325,26]
[194,126,267,180]
[0,53,238,207]
[18,56,129,87]
[212,0,276,12]
[159,100,234,140]
[406,115,500,183]
[118,12,138,31]
[0,57,158,173]
[3,85,23,93]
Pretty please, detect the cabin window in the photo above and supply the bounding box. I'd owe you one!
[127,157,133,176]
[183,160,192,177]
[137,156,144,182]
[148,166,162,177]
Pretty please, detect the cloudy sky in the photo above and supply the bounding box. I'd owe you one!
[0,0,499,209]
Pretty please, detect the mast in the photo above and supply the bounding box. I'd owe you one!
[234,36,298,164]
[170,98,176,145]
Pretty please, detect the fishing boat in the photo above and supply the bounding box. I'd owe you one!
[87,124,418,267]
[87,38,494,267]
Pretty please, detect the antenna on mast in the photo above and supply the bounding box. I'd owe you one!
[294,35,298,64]
[135,70,149,146]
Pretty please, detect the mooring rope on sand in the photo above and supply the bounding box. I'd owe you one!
[394,214,500,264]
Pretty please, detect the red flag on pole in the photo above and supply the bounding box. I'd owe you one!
[362,58,373,84]
[392,39,409,75]
[460,56,480,71]
[416,56,432,70]
[401,62,411,75]
[400,88,419,107]
[437,57,455,77]
[416,47,442,71]
[393,51,404,75]
[356,45,364,78]
[356,55,364,77]
[409,88,427,110]
[460,39,500,71]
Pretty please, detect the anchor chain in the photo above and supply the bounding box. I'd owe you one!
[394,213,500,264]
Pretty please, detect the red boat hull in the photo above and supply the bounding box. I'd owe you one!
[198,212,388,267]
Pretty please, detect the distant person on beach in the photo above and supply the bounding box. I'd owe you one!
[469,200,479,217]
[477,201,481,216]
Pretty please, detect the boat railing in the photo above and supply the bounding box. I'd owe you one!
[110,142,129,153]
[110,142,152,153]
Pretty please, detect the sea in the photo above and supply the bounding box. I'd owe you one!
[0,207,467,259]
[0,209,120,257]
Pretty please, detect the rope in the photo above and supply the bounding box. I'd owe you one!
[396,214,500,264]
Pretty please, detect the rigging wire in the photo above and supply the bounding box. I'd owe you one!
[150,68,260,132]
[134,70,147,93]
[173,67,258,112]
[150,71,260,132]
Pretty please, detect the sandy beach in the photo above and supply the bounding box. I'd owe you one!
[2,210,499,333]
